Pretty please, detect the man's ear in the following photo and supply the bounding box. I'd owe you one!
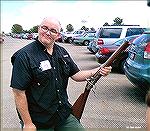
[56,33,61,39]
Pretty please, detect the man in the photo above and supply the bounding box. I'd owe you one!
[146,91,150,131]
[10,17,112,131]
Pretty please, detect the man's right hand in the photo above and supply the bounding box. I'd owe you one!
[23,123,36,131]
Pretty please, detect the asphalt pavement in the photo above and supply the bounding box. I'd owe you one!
[1,36,147,131]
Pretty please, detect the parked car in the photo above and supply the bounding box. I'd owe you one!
[87,25,148,54]
[63,30,85,43]
[32,33,38,39]
[124,32,150,89]
[22,33,29,39]
[27,34,33,40]
[72,32,95,46]
[95,35,139,73]
[0,34,4,44]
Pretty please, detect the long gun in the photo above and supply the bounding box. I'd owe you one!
[71,40,130,120]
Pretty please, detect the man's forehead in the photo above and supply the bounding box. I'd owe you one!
[41,17,61,26]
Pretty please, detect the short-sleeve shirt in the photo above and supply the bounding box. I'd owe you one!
[10,39,80,125]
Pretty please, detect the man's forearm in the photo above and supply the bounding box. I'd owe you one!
[71,66,112,82]
[12,88,33,125]
[71,67,99,82]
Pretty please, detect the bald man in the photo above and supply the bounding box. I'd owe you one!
[10,17,112,131]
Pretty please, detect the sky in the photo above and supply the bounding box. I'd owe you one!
[1,0,150,33]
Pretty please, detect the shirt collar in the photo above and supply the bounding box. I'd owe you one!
[35,37,58,55]
[35,37,46,51]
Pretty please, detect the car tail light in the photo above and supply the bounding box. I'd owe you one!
[97,38,104,45]
[99,48,110,54]
[144,42,150,59]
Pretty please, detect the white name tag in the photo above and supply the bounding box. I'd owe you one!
[39,60,51,71]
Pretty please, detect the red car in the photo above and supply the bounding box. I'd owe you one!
[27,34,33,40]
[95,35,139,73]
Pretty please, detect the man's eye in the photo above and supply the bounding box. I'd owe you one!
[42,26,48,30]
[50,29,57,33]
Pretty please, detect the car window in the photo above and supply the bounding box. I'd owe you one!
[126,28,145,37]
[114,39,124,46]
[87,33,95,37]
[99,28,122,38]
[132,33,150,45]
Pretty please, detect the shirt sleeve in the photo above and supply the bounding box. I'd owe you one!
[68,55,80,77]
[10,51,32,90]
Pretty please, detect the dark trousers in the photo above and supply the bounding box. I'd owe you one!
[20,114,85,131]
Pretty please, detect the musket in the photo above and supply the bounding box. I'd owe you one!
[72,40,130,120]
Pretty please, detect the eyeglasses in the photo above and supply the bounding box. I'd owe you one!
[40,25,59,36]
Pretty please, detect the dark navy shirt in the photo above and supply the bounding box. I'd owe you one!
[10,39,80,127]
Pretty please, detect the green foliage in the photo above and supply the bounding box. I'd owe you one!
[66,24,74,32]
[29,25,39,33]
[90,27,96,31]
[81,26,89,31]
[11,24,23,34]
[112,17,124,26]
[10,17,125,34]
[103,22,110,26]
[103,17,124,26]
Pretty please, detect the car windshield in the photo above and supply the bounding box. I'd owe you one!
[73,30,84,34]
[99,28,122,38]
[84,33,95,37]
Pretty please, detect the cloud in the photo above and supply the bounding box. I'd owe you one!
[1,1,150,33]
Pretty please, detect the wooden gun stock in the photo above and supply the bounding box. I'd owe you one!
[72,40,130,120]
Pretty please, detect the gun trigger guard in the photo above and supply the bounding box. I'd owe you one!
[86,77,96,87]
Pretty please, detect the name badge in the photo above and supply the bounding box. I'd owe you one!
[39,60,51,71]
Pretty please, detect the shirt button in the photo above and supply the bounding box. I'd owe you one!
[59,101,62,104]
[56,78,58,81]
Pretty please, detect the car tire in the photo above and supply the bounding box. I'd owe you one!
[120,59,126,74]
[68,38,73,43]
[83,40,89,46]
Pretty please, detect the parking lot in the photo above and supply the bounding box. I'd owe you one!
[1,36,147,130]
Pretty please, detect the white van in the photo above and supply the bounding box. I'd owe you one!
[95,25,147,45]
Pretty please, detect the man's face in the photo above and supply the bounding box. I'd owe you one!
[38,19,60,46]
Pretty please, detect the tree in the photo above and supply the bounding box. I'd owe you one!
[112,17,124,26]
[60,28,63,32]
[23,30,30,33]
[103,22,110,26]
[66,24,74,32]
[11,24,23,34]
[29,25,39,33]
[90,27,96,31]
[81,26,89,31]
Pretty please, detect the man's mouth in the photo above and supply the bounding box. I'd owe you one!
[43,34,54,41]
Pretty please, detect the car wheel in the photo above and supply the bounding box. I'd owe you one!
[68,38,73,43]
[120,59,126,74]
[83,40,89,46]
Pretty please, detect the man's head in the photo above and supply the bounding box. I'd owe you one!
[38,17,61,47]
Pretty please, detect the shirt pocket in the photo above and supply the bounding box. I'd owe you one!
[31,66,52,87]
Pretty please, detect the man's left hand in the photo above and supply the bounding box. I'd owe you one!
[99,66,112,76]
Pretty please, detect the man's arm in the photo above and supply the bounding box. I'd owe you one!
[12,88,36,131]
[71,66,112,82]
